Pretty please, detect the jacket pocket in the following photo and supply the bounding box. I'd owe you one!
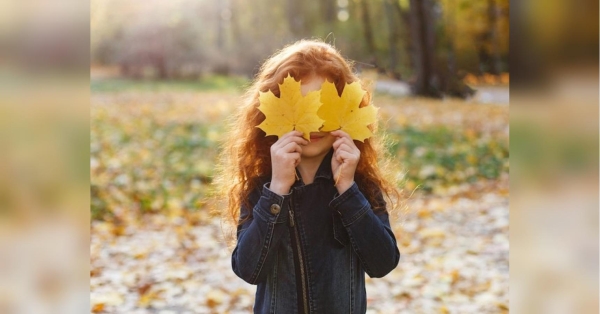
[332,212,349,246]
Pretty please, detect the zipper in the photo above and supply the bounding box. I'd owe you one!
[289,205,309,313]
[289,209,295,227]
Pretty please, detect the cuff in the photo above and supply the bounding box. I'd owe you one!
[329,182,370,226]
[253,183,290,224]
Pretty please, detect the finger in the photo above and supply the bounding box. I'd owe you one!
[289,135,309,146]
[332,137,354,151]
[336,143,354,154]
[281,130,303,139]
[290,152,301,162]
[336,150,357,164]
[274,130,302,146]
[333,150,344,163]
[292,153,301,166]
[277,130,298,142]
[331,137,344,150]
[334,146,359,160]
[278,132,309,147]
[282,141,303,154]
[330,130,352,141]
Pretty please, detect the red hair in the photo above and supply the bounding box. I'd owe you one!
[215,39,401,227]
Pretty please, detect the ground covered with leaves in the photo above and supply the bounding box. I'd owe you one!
[91,83,509,313]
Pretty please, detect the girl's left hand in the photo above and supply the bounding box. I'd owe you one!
[331,130,360,194]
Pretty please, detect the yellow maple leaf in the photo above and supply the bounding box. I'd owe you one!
[256,74,324,140]
[318,80,378,142]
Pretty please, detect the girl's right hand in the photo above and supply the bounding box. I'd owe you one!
[269,130,307,195]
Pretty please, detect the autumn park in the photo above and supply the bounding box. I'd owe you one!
[91,0,509,313]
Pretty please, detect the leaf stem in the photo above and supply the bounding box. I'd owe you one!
[334,163,344,186]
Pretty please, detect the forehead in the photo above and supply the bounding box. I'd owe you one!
[300,76,326,96]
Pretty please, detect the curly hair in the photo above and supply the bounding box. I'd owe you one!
[215,39,401,227]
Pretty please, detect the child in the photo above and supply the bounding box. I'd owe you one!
[217,40,401,313]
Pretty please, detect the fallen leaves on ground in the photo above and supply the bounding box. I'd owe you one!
[90,177,508,313]
[91,87,509,313]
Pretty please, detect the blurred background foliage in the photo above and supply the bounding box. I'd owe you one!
[91,0,509,97]
[90,0,509,221]
[89,1,510,310]
[91,89,508,220]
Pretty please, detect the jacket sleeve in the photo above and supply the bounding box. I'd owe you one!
[231,183,291,284]
[329,182,400,278]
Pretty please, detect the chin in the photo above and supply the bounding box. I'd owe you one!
[302,144,331,158]
[301,148,320,158]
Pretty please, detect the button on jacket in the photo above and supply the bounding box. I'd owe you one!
[231,150,401,313]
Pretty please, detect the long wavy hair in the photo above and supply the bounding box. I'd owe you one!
[215,39,401,228]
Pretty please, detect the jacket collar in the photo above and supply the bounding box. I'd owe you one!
[294,149,334,185]
[314,149,334,181]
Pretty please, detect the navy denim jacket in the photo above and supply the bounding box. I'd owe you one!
[232,151,400,313]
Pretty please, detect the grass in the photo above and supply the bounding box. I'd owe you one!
[91,75,250,93]
[387,125,508,193]
[91,105,225,220]
[91,78,508,220]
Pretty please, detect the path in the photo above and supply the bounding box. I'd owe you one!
[375,80,509,104]
[91,178,509,313]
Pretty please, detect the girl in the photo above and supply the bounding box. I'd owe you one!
[217,40,401,313]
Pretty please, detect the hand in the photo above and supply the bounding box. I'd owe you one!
[331,130,360,194]
[270,131,308,195]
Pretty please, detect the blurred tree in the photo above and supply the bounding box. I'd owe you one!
[321,0,337,25]
[476,0,500,77]
[216,0,227,52]
[90,0,508,95]
[408,0,439,96]
[383,0,403,79]
[358,0,378,67]
[408,0,475,98]
[287,0,305,38]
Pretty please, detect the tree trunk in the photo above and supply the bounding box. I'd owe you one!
[477,0,500,77]
[156,55,168,79]
[408,0,473,98]
[287,0,304,38]
[216,0,226,51]
[359,0,378,67]
[409,0,439,97]
[392,0,414,74]
[488,0,503,78]
[321,0,336,24]
[229,0,241,44]
[445,0,457,77]
[384,0,400,79]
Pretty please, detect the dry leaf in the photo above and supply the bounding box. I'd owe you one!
[137,278,154,296]
[318,80,377,142]
[206,289,227,308]
[91,88,508,313]
[256,74,324,140]
[91,303,105,313]
[450,269,460,285]
[92,292,124,307]
[417,208,432,219]
[419,228,446,239]
[138,290,160,308]
[90,268,101,277]
[497,302,509,312]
